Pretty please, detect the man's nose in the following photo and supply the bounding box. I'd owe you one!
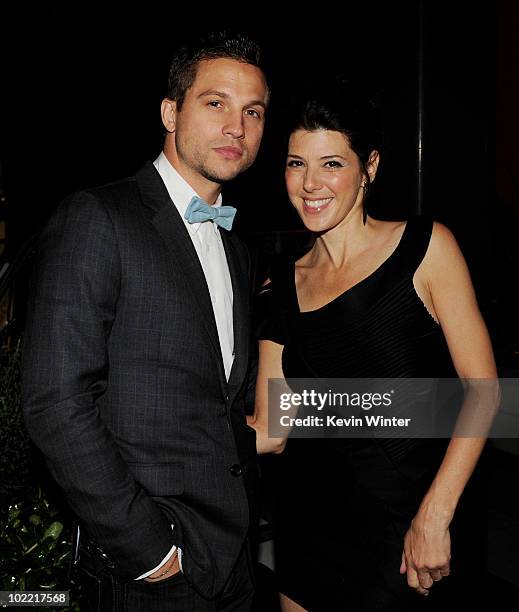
[223,111,245,138]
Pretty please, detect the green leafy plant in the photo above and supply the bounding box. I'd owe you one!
[0,336,80,611]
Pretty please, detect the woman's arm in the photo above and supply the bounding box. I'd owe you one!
[401,221,498,595]
[247,338,289,454]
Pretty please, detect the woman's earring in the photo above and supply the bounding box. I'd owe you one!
[361,181,369,225]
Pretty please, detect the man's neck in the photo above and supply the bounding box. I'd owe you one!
[162,149,221,204]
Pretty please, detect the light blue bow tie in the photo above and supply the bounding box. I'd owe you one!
[184,196,237,231]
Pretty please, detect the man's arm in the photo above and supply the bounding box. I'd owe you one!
[21,192,175,580]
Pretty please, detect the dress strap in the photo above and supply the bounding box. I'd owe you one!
[397,214,434,278]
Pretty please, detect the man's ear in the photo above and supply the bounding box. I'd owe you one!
[161,98,177,133]
[367,150,380,183]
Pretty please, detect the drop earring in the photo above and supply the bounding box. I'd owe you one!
[361,181,368,225]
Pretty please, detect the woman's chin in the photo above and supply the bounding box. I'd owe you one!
[296,208,325,228]
[302,219,331,233]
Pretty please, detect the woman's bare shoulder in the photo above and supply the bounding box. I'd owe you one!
[428,220,463,260]
[419,220,468,286]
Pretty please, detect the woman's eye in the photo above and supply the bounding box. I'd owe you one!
[286,160,303,168]
[324,160,343,168]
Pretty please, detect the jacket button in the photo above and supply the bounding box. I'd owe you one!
[229,463,243,477]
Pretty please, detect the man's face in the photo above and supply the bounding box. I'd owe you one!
[162,58,268,196]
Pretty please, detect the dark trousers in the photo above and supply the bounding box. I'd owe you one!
[75,539,255,612]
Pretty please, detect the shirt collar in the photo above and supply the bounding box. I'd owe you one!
[153,151,222,235]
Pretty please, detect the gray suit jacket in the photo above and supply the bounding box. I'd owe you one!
[21,161,258,598]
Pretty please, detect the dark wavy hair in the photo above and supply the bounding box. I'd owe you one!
[166,31,268,110]
[287,76,383,186]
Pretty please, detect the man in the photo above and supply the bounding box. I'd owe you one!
[21,31,269,611]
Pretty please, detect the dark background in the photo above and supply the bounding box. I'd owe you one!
[1,1,517,362]
[1,2,519,603]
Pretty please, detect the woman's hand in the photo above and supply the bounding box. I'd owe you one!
[246,413,286,454]
[399,507,451,596]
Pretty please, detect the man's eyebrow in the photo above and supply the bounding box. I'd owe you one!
[248,100,267,110]
[199,89,229,99]
[199,90,267,109]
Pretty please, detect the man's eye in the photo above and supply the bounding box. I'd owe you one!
[245,109,261,119]
[208,100,222,108]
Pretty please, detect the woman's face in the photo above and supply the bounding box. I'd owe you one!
[285,129,377,233]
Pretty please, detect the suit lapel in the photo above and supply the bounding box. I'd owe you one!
[221,229,249,399]
[136,162,227,391]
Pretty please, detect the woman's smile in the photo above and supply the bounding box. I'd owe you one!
[302,197,334,214]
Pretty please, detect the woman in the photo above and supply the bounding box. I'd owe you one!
[248,81,495,611]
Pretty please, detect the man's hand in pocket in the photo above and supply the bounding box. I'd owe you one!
[143,550,181,583]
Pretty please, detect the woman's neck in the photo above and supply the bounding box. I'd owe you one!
[309,212,374,269]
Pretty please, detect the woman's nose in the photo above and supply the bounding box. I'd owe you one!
[303,169,323,192]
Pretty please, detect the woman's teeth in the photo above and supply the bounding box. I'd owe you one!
[304,198,333,209]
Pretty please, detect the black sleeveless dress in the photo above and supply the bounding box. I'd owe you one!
[255,216,487,611]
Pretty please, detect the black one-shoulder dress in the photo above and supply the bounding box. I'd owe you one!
[255,216,487,611]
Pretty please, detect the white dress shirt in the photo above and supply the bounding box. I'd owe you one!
[133,153,235,581]
[154,152,235,379]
